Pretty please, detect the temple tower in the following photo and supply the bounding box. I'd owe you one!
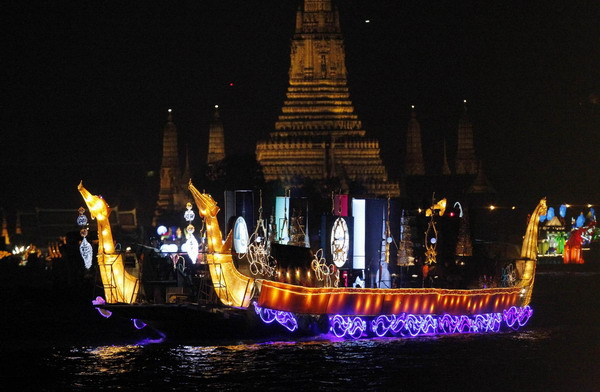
[256,0,399,197]
[455,100,478,175]
[1,209,9,246]
[207,105,226,165]
[153,109,189,225]
[404,106,425,176]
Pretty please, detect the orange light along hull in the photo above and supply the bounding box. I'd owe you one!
[258,280,522,316]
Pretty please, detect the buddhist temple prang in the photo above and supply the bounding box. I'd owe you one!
[256,0,400,197]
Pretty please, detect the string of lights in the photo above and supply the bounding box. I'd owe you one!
[253,304,532,339]
[254,302,298,332]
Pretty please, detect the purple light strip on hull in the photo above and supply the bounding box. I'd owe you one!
[92,296,112,318]
[252,303,533,339]
[132,318,147,330]
[254,302,299,332]
[333,306,533,338]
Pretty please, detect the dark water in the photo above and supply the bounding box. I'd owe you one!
[2,272,599,391]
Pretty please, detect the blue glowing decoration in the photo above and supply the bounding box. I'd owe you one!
[576,213,585,228]
[252,304,533,339]
[330,315,367,338]
[539,215,546,223]
[254,302,298,332]
[546,207,555,221]
[503,306,534,329]
[362,307,531,338]
[132,319,147,330]
[589,208,596,220]
[76,214,88,227]
[559,204,567,218]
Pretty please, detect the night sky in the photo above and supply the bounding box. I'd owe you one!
[3,0,599,213]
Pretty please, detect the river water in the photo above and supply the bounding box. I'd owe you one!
[2,271,599,391]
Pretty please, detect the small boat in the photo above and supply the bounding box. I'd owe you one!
[78,182,544,339]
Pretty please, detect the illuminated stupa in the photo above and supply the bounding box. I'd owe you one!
[256,0,400,197]
[153,109,191,226]
[207,105,226,166]
[404,106,426,176]
[455,101,478,175]
[206,105,227,181]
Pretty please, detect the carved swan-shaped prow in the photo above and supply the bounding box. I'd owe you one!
[78,182,139,304]
[516,197,547,306]
[188,181,255,308]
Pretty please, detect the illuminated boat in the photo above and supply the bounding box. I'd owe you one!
[79,182,544,339]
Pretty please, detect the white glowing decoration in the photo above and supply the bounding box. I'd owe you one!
[160,244,179,253]
[331,217,350,268]
[233,217,249,254]
[352,199,366,270]
[453,201,464,218]
[80,237,93,270]
[185,234,199,264]
[353,275,365,288]
[157,225,168,236]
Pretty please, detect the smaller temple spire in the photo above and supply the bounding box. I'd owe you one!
[404,105,425,176]
[153,108,189,225]
[207,105,226,165]
[1,209,9,246]
[455,100,478,175]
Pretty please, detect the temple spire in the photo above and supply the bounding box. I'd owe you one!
[299,1,338,33]
[1,209,9,246]
[153,109,188,225]
[256,0,399,197]
[207,105,226,165]
[455,100,478,175]
[404,105,425,176]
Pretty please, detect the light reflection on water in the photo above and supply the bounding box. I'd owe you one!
[33,329,566,391]
[4,272,600,391]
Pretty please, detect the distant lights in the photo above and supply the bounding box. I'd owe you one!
[168,108,172,113]
[489,205,496,211]
[512,206,516,210]
[411,105,415,109]
[215,104,219,109]
[463,99,467,104]
[587,204,593,208]
[365,19,370,23]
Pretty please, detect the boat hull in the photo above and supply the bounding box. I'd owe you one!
[258,280,525,316]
